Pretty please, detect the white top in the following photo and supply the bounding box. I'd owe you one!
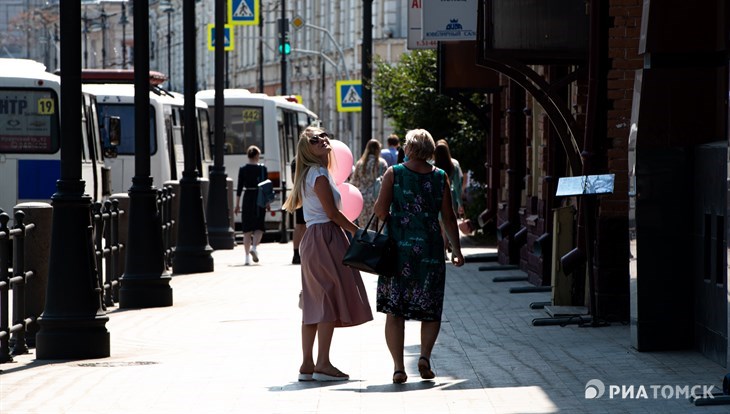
[303,166,341,227]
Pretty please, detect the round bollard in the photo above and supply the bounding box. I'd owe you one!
[13,202,52,347]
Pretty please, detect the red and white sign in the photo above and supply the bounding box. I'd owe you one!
[407,0,438,50]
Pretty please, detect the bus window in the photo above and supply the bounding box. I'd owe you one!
[197,108,212,162]
[278,108,297,168]
[208,105,264,155]
[86,95,104,164]
[171,107,185,166]
[0,88,60,153]
[80,100,90,162]
[165,114,178,180]
[97,103,157,155]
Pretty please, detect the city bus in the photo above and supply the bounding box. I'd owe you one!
[0,59,110,214]
[82,70,213,195]
[195,89,319,233]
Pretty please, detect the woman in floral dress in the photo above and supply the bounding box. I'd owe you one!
[373,129,464,384]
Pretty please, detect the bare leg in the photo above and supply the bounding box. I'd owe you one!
[419,320,441,359]
[300,323,316,374]
[242,232,252,255]
[252,229,264,248]
[418,320,441,379]
[385,314,405,372]
[313,321,343,373]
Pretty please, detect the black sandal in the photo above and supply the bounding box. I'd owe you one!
[418,356,435,380]
[392,370,408,384]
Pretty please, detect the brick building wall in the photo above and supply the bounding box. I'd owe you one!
[591,0,643,320]
[493,1,639,321]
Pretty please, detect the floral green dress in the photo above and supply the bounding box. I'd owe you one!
[376,164,447,321]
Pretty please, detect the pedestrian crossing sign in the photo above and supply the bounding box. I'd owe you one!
[229,0,259,26]
[336,80,362,112]
[207,24,234,51]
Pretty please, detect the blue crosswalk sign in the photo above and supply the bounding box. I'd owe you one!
[229,0,258,26]
[336,80,362,112]
[208,24,233,51]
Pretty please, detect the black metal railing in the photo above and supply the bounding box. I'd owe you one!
[0,210,36,363]
[92,200,125,310]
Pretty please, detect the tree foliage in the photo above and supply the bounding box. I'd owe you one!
[372,50,487,183]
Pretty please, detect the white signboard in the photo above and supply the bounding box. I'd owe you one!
[407,0,438,50]
[421,0,478,41]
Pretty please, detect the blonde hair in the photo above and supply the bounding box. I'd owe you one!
[356,139,381,176]
[404,129,436,161]
[282,126,336,213]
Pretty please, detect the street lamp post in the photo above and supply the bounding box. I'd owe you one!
[100,5,107,69]
[361,0,373,153]
[280,0,287,95]
[120,1,129,69]
[119,0,173,309]
[172,0,215,274]
[35,0,110,360]
[206,0,235,249]
[162,1,174,89]
[83,9,89,68]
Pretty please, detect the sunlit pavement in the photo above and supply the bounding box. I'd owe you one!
[1,236,727,414]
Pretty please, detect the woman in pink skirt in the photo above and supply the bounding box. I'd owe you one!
[283,126,373,382]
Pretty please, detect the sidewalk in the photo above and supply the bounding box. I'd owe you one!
[1,236,728,414]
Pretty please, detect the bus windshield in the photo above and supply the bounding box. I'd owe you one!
[0,88,60,153]
[97,103,157,155]
[208,105,264,155]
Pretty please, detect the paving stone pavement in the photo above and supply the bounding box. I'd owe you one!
[1,236,728,414]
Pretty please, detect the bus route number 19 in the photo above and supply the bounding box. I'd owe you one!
[37,98,55,115]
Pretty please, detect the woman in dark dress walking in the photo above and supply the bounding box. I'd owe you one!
[234,145,267,265]
[373,128,464,384]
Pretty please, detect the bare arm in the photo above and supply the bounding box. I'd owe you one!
[441,174,464,267]
[373,167,394,221]
[313,175,359,236]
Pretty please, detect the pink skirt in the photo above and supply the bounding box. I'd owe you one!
[300,221,373,327]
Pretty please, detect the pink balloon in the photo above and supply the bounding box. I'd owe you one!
[330,139,354,185]
[337,182,363,222]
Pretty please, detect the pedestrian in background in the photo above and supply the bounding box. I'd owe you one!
[234,145,267,266]
[349,138,388,226]
[381,133,400,167]
[283,126,373,382]
[434,141,465,256]
[373,128,465,384]
[436,139,467,203]
[290,159,305,264]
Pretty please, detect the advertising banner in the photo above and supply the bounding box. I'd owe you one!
[421,0,477,41]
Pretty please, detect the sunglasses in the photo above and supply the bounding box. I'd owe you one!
[308,132,329,144]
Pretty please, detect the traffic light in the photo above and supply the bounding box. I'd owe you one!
[278,18,291,55]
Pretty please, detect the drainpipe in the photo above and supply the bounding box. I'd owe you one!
[505,81,526,264]
[578,0,608,325]
[480,90,501,228]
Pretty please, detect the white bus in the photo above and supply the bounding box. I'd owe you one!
[195,89,319,233]
[82,70,213,195]
[0,59,109,214]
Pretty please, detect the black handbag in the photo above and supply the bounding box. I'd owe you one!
[342,214,398,277]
